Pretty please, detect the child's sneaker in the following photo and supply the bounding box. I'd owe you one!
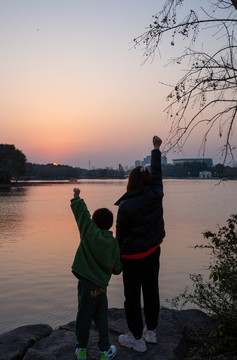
[119,332,147,352]
[143,326,157,344]
[100,344,117,359]
[75,347,87,360]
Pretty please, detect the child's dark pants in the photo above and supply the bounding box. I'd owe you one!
[76,278,110,351]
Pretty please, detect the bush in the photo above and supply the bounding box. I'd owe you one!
[170,214,237,358]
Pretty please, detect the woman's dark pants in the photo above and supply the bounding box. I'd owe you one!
[122,247,161,339]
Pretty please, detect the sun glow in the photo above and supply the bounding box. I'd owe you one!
[53,163,58,166]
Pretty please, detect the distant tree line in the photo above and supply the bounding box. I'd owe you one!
[1,144,237,184]
[28,161,237,180]
[26,163,122,180]
[26,163,82,180]
[0,144,123,184]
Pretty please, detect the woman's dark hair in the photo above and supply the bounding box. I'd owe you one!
[92,208,113,230]
[127,166,152,192]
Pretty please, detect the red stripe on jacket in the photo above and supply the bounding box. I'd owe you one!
[121,240,163,259]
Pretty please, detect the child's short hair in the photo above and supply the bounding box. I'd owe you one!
[92,208,113,230]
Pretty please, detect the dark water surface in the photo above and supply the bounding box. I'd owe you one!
[0,179,236,333]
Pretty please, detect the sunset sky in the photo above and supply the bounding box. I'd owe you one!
[1,0,236,169]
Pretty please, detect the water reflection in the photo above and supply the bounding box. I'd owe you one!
[0,180,236,334]
[0,188,27,248]
[0,187,28,196]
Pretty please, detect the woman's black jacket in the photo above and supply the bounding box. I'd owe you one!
[114,149,165,256]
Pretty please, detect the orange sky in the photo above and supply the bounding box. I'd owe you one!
[1,1,236,168]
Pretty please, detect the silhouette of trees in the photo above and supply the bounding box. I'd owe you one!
[134,0,237,163]
[27,163,80,179]
[26,163,122,180]
[0,144,27,183]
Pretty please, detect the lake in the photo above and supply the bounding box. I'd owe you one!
[0,179,236,334]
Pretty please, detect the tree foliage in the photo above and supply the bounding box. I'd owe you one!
[0,144,27,183]
[134,0,237,163]
[170,214,237,358]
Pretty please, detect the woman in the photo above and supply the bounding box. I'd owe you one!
[115,135,165,353]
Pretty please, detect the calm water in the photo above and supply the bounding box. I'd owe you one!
[0,179,236,333]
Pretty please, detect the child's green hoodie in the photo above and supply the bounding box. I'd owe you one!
[71,197,122,288]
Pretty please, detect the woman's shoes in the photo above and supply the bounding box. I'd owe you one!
[118,332,147,352]
[143,326,157,344]
[118,326,157,353]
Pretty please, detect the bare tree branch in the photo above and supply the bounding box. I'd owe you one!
[134,0,237,163]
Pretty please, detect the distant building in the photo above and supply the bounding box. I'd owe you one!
[199,171,212,179]
[142,155,151,166]
[134,155,168,169]
[161,155,167,166]
[172,158,213,167]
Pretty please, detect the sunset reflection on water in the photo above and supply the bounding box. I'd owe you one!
[0,179,236,333]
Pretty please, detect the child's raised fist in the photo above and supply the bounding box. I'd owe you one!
[73,188,80,198]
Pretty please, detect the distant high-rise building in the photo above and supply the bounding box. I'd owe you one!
[161,156,167,166]
[133,155,168,169]
[142,155,151,166]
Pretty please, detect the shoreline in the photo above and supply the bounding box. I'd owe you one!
[0,177,231,189]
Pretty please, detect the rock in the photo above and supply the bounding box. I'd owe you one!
[172,309,218,358]
[23,323,76,360]
[0,308,217,360]
[173,308,217,336]
[0,324,52,360]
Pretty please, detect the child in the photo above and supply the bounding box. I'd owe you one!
[71,188,122,360]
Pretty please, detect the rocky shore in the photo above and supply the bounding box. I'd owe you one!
[0,308,217,360]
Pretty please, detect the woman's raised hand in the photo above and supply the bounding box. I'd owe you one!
[153,136,162,149]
